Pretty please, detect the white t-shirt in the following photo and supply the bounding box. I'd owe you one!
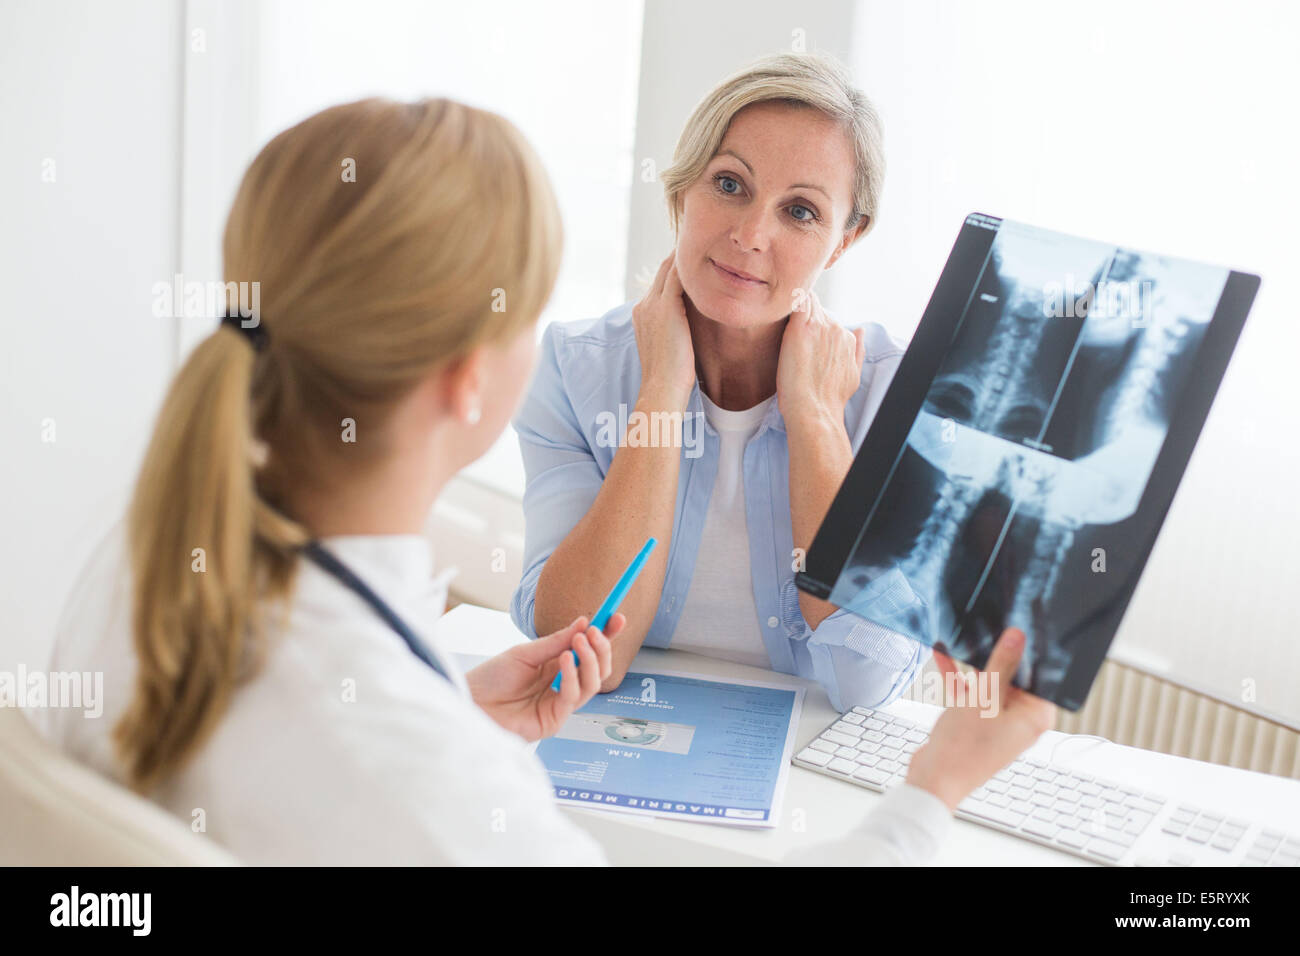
[33,522,951,865]
[669,390,774,668]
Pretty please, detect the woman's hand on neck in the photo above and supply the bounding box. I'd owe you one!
[685,294,785,412]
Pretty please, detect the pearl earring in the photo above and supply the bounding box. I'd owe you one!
[466,403,481,425]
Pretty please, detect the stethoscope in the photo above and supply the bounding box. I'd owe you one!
[301,541,453,684]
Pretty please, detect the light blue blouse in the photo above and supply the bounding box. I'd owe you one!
[509,300,929,712]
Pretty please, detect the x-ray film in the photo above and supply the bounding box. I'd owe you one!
[797,214,1258,710]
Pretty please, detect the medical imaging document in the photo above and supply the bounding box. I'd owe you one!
[535,670,804,827]
[798,214,1259,710]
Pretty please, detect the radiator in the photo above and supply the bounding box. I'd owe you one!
[903,656,1300,780]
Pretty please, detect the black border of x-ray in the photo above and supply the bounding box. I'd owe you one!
[795,211,1261,710]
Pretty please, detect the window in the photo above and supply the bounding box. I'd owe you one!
[255,0,644,496]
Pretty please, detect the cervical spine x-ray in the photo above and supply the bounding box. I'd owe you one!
[827,219,1232,708]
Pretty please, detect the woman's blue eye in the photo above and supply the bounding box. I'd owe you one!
[712,172,818,224]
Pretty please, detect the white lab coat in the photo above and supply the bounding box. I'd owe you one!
[35,524,952,865]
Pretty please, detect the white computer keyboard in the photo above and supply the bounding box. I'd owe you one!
[793,706,1300,867]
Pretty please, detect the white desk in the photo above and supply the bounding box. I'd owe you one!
[435,605,1300,866]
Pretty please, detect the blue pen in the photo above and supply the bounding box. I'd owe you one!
[551,536,657,692]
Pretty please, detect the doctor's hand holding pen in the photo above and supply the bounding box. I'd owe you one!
[465,614,626,743]
[472,536,650,741]
[904,627,1059,812]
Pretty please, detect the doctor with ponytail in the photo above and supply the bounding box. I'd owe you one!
[38,96,1053,865]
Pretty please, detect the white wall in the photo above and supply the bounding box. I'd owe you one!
[0,0,183,672]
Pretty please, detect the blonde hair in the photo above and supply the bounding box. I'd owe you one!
[661,52,885,237]
[116,98,562,792]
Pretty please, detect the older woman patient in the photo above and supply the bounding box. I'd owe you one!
[511,53,924,711]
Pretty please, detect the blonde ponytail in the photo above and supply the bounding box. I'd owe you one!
[116,330,307,792]
[115,97,562,791]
